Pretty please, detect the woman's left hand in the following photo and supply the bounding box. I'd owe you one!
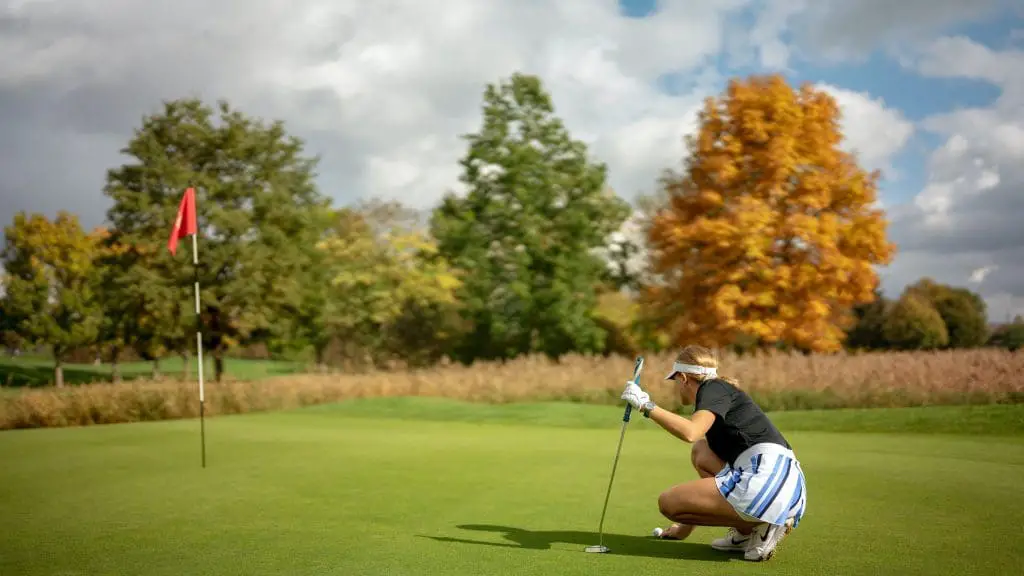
[620,382,650,409]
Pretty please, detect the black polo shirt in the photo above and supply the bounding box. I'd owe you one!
[694,378,791,466]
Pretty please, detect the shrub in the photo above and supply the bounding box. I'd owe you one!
[882,294,948,350]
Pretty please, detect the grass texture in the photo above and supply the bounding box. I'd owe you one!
[0,355,302,387]
[2,399,1022,575]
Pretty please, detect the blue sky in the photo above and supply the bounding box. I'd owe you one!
[620,0,1013,209]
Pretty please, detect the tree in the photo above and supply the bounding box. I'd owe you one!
[430,72,633,362]
[0,212,103,387]
[988,315,1024,351]
[91,228,191,382]
[0,273,24,356]
[904,278,988,348]
[595,212,646,292]
[102,98,333,381]
[844,288,890,350]
[316,200,461,368]
[644,74,895,352]
[881,293,948,350]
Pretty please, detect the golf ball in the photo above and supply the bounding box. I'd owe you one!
[652,527,664,537]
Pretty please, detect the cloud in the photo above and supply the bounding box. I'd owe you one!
[0,0,755,231]
[783,0,1017,62]
[886,36,1024,319]
[970,265,998,284]
[3,0,1021,325]
[815,83,915,177]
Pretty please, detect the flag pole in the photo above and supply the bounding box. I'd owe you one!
[192,230,206,469]
[168,185,205,468]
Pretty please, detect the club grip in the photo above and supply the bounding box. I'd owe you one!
[623,355,644,422]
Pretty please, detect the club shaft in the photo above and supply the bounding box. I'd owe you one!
[596,418,630,546]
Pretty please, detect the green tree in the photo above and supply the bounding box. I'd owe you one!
[0,273,24,356]
[317,200,461,369]
[988,315,1024,351]
[905,278,988,348]
[102,98,333,381]
[845,288,890,350]
[881,293,948,351]
[1,212,103,387]
[91,228,192,382]
[430,72,632,362]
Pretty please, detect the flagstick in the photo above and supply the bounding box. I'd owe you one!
[191,232,206,469]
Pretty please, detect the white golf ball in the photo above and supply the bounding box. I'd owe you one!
[652,527,664,537]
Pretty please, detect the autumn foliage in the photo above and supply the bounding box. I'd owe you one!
[644,74,896,352]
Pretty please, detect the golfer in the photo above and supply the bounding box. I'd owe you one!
[619,345,807,562]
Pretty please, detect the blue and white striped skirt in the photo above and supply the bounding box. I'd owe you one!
[714,442,807,527]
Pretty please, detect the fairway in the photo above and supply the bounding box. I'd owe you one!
[2,400,1023,575]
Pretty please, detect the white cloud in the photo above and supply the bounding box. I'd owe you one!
[970,265,998,284]
[816,83,915,177]
[887,36,1024,317]
[2,0,1023,324]
[0,0,754,226]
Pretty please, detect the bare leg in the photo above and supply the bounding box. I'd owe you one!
[658,477,761,533]
[691,439,726,479]
[657,440,744,540]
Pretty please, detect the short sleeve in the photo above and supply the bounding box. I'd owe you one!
[695,380,732,418]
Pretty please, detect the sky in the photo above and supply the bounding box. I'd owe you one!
[1,0,1023,321]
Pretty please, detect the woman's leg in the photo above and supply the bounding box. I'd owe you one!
[656,450,750,541]
[658,476,762,532]
[691,439,726,479]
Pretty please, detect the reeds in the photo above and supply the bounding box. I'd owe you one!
[2,348,1021,430]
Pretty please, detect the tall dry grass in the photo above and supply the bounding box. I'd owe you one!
[2,348,1022,430]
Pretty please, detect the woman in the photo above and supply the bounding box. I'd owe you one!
[619,345,807,562]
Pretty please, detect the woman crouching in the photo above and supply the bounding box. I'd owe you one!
[620,345,808,562]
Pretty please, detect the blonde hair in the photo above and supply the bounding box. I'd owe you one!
[675,345,741,388]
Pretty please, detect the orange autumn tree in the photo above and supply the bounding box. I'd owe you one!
[643,74,895,352]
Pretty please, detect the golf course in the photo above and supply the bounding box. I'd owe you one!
[2,398,1022,575]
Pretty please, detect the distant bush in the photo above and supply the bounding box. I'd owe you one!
[882,294,949,350]
[989,319,1024,352]
[2,348,1022,430]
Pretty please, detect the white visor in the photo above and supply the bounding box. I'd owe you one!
[664,362,717,380]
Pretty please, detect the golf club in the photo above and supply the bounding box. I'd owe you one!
[585,355,645,554]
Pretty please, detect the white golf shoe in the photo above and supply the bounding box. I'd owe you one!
[710,527,751,552]
[743,518,794,562]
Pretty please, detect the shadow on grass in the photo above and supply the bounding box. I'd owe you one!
[420,524,732,562]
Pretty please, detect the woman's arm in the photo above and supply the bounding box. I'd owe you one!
[646,407,716,443]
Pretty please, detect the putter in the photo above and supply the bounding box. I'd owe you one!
[585,355,645,554]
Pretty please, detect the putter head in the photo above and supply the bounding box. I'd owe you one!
[584,545,610,553]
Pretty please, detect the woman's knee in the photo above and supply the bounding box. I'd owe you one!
[691,440,724,474]
[658,489,681,518]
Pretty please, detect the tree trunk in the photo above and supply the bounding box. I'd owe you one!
[315,344,327,373]
[214,353,224,382]
[182,351,191,381]
[54,351,64,388]
[111,347,122,384]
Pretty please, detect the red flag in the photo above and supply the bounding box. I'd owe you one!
[168,187,198,255]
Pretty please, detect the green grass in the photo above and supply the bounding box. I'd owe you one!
[1,399,1022,575]
[300,397,1024,435]
[0,355,302,387]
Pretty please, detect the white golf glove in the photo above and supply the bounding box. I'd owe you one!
[620,381,650,410]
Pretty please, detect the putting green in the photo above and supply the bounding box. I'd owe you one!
[1,400,1022,575]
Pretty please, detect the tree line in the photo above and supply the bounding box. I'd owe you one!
[2,73,1021,386]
